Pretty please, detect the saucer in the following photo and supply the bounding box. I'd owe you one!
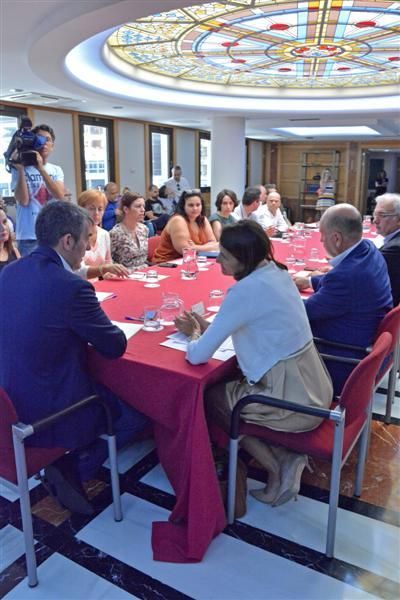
[142,325,164,332]
[207,306,220,313]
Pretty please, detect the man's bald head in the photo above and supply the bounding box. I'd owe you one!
[319,204,362,257]
[320,203,362,243]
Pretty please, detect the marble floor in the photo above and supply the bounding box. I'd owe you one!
[1,376,399,600]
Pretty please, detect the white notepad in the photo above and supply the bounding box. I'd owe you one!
[160,331,235,362]
[95,291,116,302]
[111,321,143,340]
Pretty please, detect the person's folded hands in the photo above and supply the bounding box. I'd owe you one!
[175,311,201,339]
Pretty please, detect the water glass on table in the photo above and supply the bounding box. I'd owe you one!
[207,289,224,312]
[160,292,184,325]
[309,247,319,262]
[197,255,208,270]
[144,269,160,288]
[293,237,306,265]
[143,305,163,332]
[286,253,296,272]
[181,248,199,280]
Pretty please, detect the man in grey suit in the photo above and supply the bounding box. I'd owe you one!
[374,193,400,306]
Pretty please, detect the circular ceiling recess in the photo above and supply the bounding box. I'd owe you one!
[106,0,400,91]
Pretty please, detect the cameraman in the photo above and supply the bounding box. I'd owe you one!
[11,124,65,256]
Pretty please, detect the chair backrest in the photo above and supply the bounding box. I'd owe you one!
[148,235,161,261]
[375,304,400,354]
[340,332,392,426]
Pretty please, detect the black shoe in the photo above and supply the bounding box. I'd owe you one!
[44,464,94,515]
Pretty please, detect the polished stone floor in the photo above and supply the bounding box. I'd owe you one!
[1,377,399,600]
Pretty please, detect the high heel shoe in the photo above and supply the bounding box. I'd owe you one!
[241,437,281,505]
[249,476,281,504]
[272,453,310,507]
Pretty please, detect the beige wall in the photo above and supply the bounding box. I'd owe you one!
[2,101,398,216]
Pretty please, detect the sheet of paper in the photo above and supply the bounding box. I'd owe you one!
[95,291,116,302]
[161,331,235,361]
[128,273,170,281]
[111,321,143,340]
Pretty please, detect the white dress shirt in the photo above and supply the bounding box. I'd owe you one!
[232,203,259,222]
[164,176,191,202]
[256,206,288,232]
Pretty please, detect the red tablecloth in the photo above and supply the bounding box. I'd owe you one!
[88,262,238,562]
[88,227,379,561]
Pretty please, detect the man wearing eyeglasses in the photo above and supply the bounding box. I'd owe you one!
[164,165,191,204]
[374,193,400,306]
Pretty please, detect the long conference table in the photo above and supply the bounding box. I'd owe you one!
[88,226,378,563]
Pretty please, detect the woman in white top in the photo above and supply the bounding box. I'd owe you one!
[176,221,332,507]
[78,190,128,279]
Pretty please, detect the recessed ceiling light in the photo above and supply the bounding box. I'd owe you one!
[275,126,380,136]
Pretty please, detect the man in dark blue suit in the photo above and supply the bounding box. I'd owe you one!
[0,201,147,513]
[374,193,400,306]
[295,204,392,394]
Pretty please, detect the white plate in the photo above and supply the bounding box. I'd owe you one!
[142,325,164,332]
[207,305,220,313]
[144,283,160,288]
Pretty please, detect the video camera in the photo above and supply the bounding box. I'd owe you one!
[3,117,47,172]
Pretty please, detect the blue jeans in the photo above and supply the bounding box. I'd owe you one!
[76,384,149,481]
[17,239,38,257]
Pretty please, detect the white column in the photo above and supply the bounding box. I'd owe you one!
[210,116,246,211]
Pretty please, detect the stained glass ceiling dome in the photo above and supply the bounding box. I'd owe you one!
[105,0,400,94]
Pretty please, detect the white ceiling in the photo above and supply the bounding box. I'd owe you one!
[0,0,399,141]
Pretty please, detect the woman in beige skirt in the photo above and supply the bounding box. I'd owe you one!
[175,220,333,507]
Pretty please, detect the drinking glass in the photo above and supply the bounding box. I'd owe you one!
[144,269,160,288]
[207,289,224,312]
[160,292,184,325]
[181,248,199,280]
[309,247,319,262]
[293,237,306,265]
[142,305,163,332]
[281,232,289,243]
[286,254,296,272]
[197,255,208,270]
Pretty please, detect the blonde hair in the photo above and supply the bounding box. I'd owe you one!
[78,189,107,210]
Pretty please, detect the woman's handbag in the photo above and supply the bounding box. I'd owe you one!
[213,447,247,519]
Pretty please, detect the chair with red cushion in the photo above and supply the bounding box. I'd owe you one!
[227,332,392,558]
[0,389,122,588]
[315,304,400,423]
[147,235,161,262]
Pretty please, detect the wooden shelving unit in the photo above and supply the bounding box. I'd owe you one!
[299,150,340,221]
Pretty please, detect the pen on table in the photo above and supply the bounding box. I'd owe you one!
[125,315,145,322]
